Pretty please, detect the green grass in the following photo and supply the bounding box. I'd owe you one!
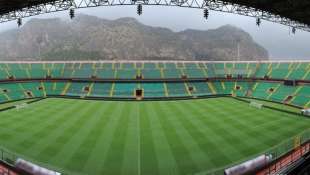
[0,97,309,175]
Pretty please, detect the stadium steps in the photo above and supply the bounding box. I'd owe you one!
[184,82,192,96]
[267,68,273,77]
[78,63,82,69]
[221,82,226,90]
[87,83,94,96]
[53,82,57,91]
[41,82,47,97]
[92,63,96,70]
[268,63,272,69]
[207,82,216,94]
[160,69,164,78]
[306,100,310,108]
[4,69,10,79]
[25,69,31,78]
[179,68,185,77]
[202,67,208,77]
[137,68,141,77]
[285,69,294,79]
[266,84,281,100]
[293,86,303,96]
[303,70,310,80]
[163,83,169,97]
[289,87,302,105]
[18,83,25,92]
[110,83,115,97]
[296,63,302,69]
[61,82,71,95]
[247,69,252,78]
[3,93,11,101]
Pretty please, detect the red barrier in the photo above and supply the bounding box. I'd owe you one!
[257,142,310,175]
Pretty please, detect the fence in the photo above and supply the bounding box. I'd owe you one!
[204,129,310,175]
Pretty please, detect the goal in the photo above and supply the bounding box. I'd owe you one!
[249,101,263,109]
[15,103,28,110]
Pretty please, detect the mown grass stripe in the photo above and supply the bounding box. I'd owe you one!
[83,102,125,174]
[63,102,115,173]
[146,102,179,175]
[53,102,103,168]
[121,103,140,175]
[99,103,131,175]
[35,100,98,165]
[165,102,217,170]
[154,102,200,175]
[139,102,159,175]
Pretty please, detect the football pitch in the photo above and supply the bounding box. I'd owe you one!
[0,97,309,175]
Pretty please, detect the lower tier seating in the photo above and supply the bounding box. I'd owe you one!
[0,80,308,108]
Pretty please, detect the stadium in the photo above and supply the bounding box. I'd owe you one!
[0,61,307,175]
[0,1,310,175]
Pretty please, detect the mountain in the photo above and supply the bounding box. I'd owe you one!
[0,14,268,61]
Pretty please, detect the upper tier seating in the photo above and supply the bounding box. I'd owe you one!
[0,62,306,81]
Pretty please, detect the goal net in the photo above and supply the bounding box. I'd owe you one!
[15,103,28,110]
[249,101,263,109]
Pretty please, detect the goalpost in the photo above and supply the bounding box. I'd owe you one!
[249,101,263,109]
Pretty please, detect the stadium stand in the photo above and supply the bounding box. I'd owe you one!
[0,61,308,108]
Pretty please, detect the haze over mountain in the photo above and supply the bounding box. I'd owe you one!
[0,14,268,61]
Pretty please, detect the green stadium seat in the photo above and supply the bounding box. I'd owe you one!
[44,82,66,95]
[185,63,198,69]
[163,69,182,78]
[81,63,93,69]
[166,83,187,97]
[122,63,135,69]
[9,69,29,79]
[90,83,113,97]
[53,63,65,69]
[96,69,115,79]
[49,69,63,78]
[116,69,137,79]
[188,82,211,96]
[183,68,205,78]
[63,69,74,78]
[102,63,113,69]
[269,84,297,102]
[270,69,289,79]
[66,82,90,96]
[141,83,165,97]
[144,63,157,69]
[288,69,307,80]
[251,82,279,100]
[29,69,47,78]
[165,63,177,69]
[0,83,25,100]
[291,86,310,107]
[142,69,161,79]
[113,83,137,98]
[72,69,93,78]
[21,82,44,97]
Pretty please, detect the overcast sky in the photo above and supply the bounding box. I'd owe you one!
[0,5,310,60]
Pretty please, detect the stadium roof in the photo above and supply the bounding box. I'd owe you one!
[0,0,310,31]
[225,0,310,26]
